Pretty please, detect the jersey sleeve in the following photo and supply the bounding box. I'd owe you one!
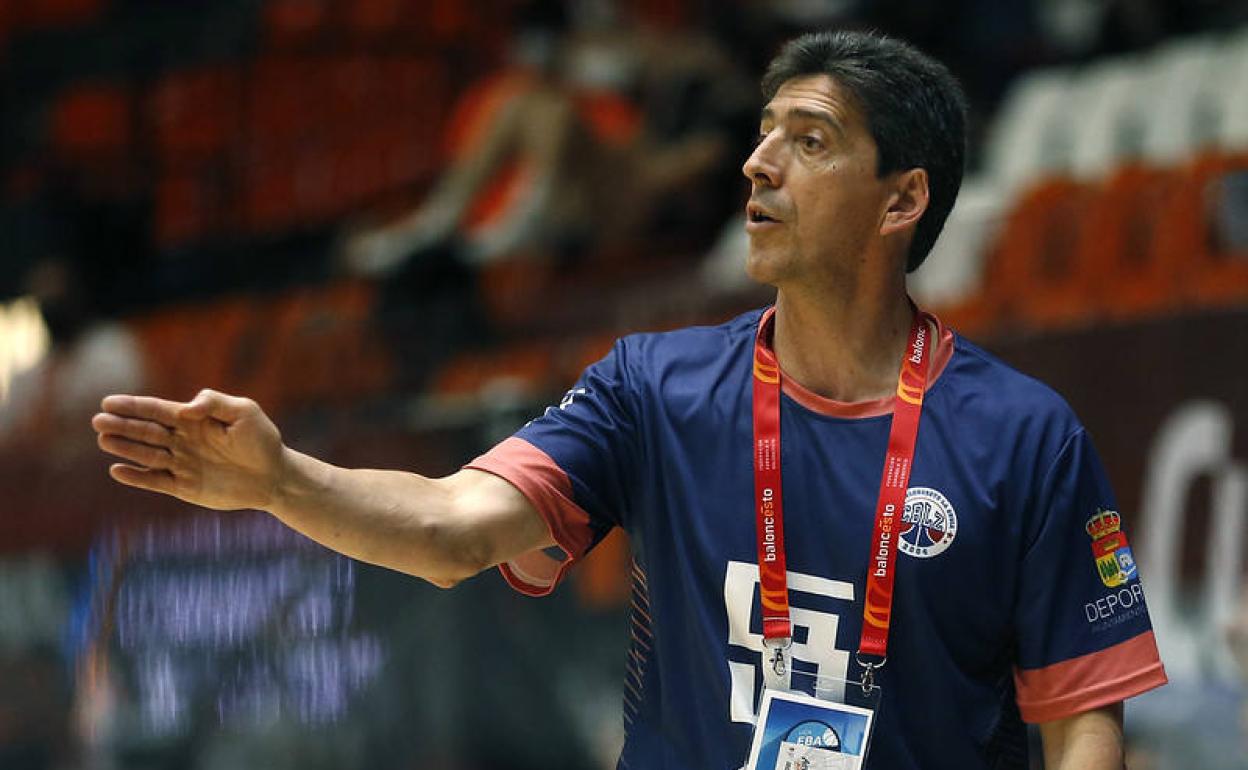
[464,340,641,596]
[1012,428,1167,723]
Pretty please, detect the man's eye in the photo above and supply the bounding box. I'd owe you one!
[799,136,822,151]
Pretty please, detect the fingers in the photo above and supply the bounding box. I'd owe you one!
[178,389,256,423]
[100,389,258,426]
[97,433,173,470]
[100,394,184,429]
[108,463,178,496]
[91,413,174,448]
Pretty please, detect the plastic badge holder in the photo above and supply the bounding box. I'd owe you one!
[744,668,882,770]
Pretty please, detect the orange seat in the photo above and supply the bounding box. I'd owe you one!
[431,340,556,400]
[246,280,392,412]
[968,177,1099,334]
[426,0,473,45]
[147,67,242,164]
[1158,152,1248,309]
[246,57,324,150]
[1070,163,1184,321]
[341,0,404,38]
[153,171,211,247]
[50,82,130,161]
[241,156,298,232]
[564,332,618,384]
[263,0,331,46]
[130,297,257,401]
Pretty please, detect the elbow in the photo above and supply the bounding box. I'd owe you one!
[411,517,494,590]
[424,573,468,590]
[422,551,489,589]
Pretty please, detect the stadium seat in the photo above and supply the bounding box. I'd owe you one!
[1070,163,1184,320]
[153,171,212,247]
[1157,152,1248,308]
[246,57,325,152]
[252,281,392,412]
[911,179,1008,312]
[329,136,390,213]
[564,333,617,384]
[340,0,404,39]
[1136,36,1221,167]
[973,178,1100,330]
[1065,57,1147,181]
[241,156,299,233]
[1212,26,1248,151]
[262,0,331,47]
[49,82,130,161]
[130,297,256,401]
[147,67,242,165]
[430,340,557,402]
[981,68,1075,192]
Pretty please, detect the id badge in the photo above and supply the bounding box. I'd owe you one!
[743,669,881,770]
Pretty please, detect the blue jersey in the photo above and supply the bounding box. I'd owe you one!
[468,307,1166,770]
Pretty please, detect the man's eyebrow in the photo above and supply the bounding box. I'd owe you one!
[759,106,846,138]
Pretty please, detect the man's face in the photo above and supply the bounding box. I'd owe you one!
[742,74,891,289]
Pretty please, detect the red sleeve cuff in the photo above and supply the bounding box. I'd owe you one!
[1014,631,1168,723]
[464,436,596,596]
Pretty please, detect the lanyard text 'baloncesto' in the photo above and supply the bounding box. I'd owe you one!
[751,309,934,693]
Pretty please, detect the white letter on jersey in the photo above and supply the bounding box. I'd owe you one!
[559,387,587,410]
[528,387,589,427]
[723,560,854,724]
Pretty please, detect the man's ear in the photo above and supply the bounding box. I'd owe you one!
[880,168,930,237]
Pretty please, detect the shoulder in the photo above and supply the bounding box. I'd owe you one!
[610,308,763,383]
[935,332,1085,449]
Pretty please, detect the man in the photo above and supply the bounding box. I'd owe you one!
[93,30,1166,769]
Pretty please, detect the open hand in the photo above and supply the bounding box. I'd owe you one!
[91,389,286,512]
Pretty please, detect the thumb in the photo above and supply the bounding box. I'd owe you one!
[178,389,254,423]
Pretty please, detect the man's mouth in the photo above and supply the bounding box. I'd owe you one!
[747,204,781,224]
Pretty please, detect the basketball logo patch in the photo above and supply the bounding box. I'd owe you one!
[898,487,958,559]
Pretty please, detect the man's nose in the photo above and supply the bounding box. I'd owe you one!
[742,133,783,188]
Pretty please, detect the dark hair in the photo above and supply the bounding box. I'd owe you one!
[762,30,967,272]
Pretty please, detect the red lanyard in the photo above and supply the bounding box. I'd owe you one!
[752,308,933,675]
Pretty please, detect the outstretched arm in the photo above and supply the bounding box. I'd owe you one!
[92,389,553,587]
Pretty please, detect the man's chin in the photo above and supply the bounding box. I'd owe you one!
[744,250,786,287]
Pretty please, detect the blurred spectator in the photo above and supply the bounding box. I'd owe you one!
[342,4,742,387]
[0,257,145,457]
[344,8,736,276]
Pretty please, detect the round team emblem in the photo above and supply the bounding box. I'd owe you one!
[898,487,958,559]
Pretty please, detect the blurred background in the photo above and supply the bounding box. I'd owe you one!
[1,0,1247,768]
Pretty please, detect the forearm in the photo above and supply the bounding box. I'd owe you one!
[1041,704,1125,770]
[269,448,491,587]
[1048,733,1124,770]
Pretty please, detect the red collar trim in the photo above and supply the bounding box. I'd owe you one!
[756,305,955,419]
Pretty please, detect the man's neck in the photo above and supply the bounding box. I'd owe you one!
[771,281,915,404]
